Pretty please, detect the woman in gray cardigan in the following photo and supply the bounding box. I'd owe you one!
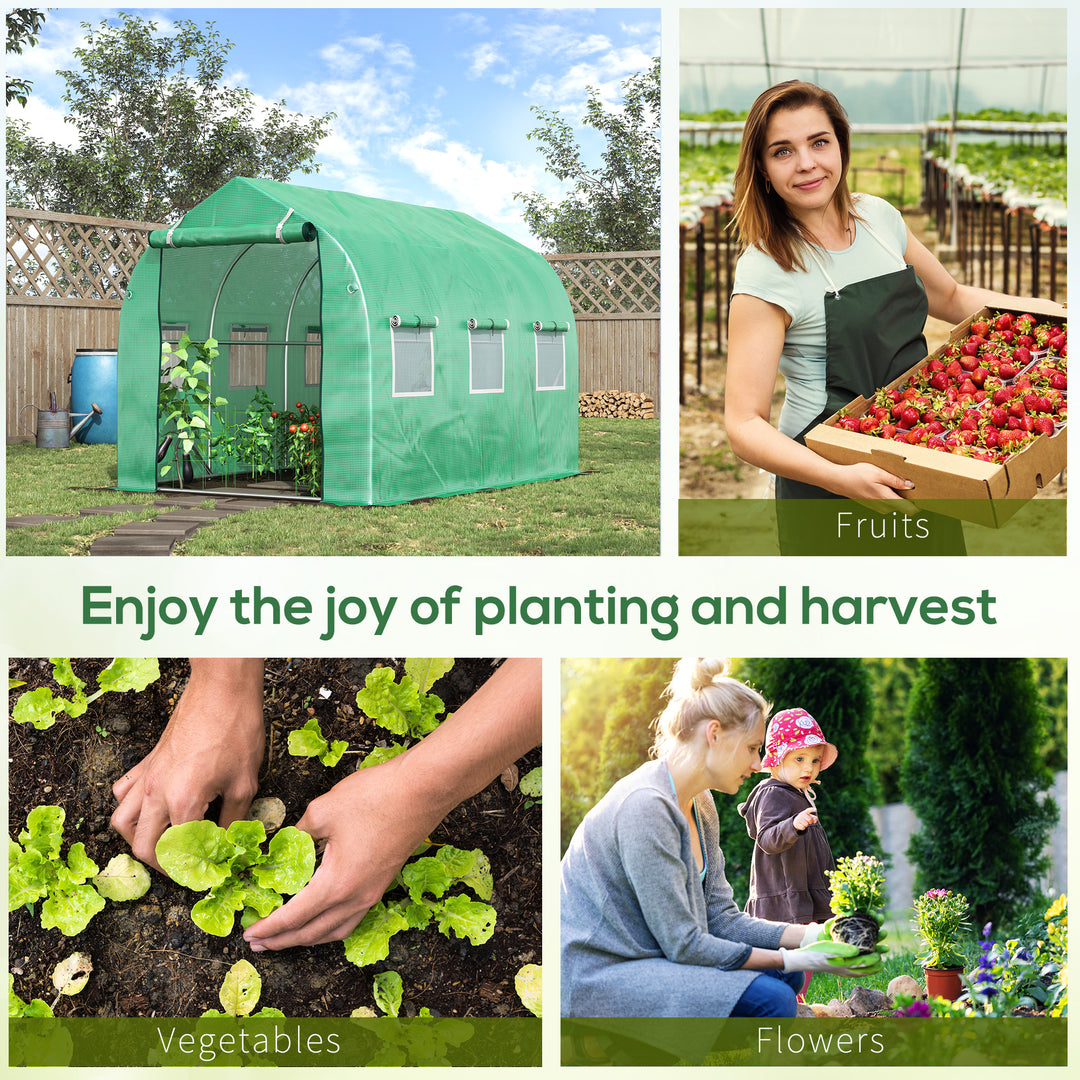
[561,658,875,1018]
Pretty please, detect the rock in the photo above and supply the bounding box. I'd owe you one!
[887,974,925,1003]
[825,999,855,1017]
[808,1003,833,1017]
[845,985,889,1016]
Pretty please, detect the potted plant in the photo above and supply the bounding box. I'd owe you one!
[824,851,887,953]
[913,888,971,1001]
[158,335,228,487]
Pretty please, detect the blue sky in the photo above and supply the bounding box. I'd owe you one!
[9,7,661,246]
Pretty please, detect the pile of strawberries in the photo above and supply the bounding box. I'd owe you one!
[835,311,1067,463]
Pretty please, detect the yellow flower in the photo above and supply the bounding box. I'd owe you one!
[1046,894,1067,921]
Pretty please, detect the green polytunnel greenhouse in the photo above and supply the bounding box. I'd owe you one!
[116,177,578,505]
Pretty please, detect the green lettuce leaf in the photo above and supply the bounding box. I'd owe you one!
[96,658,160,694]
[403,658,454,693]
[401,857,452,903]
[343,902,409,967]
[92,854,151,902]
[373,970,404,1017]
[252,827,315,894]
[156,821,235,890]
[435,895,496,946]
[40,882,106,936]
[192,880,247,937]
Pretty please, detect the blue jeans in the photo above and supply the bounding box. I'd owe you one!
[730,969,802,1017]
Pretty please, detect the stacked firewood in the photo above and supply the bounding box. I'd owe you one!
[578,391,655,418]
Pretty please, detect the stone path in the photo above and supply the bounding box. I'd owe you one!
[6,492,272,556]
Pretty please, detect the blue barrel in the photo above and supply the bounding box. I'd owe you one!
[70,349,117,443]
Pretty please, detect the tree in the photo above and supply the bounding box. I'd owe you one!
[902,658,1058,927]
[6,8,45,106]
[5,12,333,221]
[515,56,659,253]
[560,658,674,852]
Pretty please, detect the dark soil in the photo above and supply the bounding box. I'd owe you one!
[8,657,541,1019]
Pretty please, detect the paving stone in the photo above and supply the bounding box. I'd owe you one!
[7,514,77,527]
[88,536,177,556]
[79,504,156,515]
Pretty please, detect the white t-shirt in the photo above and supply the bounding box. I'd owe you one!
[731,193,910,438]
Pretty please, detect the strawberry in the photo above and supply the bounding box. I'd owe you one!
[1033,416,1055,436]
[1011,347,1031,367]
[989,406,1008,428]
[994,313,1014,331]
[970,319,990,337]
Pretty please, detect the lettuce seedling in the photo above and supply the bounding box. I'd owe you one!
[12,658,160,730]
[155,819,315,937]
[287,716,348,767]
[514,964,542,1017]
[8,805,117,936]
[9,974,53,1018]
[201,959,284,1018]
[343,845,496,968]
[373,971,404,1018]
[355,666,448,739]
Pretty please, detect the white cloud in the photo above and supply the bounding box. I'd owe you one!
[527,45,657,110]
[320,36,414,76]
[390,130,551,229]
[10,97,79,149]
[467,42,504,80]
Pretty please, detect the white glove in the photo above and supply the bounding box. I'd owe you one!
[780,948,839,973]
[798,922,825,949]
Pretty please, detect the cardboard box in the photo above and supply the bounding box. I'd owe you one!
[805,302,1066,527]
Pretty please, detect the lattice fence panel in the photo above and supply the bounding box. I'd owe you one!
[6,207,160,304]
[545,251,660,316]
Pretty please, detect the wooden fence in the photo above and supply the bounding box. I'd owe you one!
[544,250,661,414]
[7,206,662,440]
[6,206,160,441]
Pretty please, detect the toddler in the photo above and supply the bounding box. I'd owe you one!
[739,708,838,997]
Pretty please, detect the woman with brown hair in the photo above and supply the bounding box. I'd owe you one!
[723,80,1053,514]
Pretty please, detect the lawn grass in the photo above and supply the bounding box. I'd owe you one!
[6,419,660,557]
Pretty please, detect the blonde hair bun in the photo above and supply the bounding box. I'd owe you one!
[651,658,769,763]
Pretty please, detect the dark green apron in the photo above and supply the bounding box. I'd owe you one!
[774,246,965,553]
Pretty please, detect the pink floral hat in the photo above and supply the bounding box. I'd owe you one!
[760,708,837,771]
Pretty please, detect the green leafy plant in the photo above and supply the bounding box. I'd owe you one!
[280,402,322,495]
[287,716,348,767]
[1043,894,1068,1016]
[343,845,496,968]
[9,805,147,935]
[12,658,160,730]
[519,767,542,808]
[515,963,542,1017]
[373,971,404,1018]
[913,889,971,970]
[202,959,284,1018]
[159,335,228,483]
[355,663,451,739]
[231,388,279,480]
[9,974,53,1018]
[155,819,315,937]
[824,851,887,954]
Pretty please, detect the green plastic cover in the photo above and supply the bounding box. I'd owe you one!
[117,176,578,506]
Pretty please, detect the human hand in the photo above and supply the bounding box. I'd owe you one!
[830,462,914,501]
[244,657,541,951]
[110,659,265,871]
[244,755,441,950]
[780,945,856,973]
[798,922,826,949]
[793,809,818,831]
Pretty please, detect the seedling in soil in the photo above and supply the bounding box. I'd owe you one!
[825,851,887,954]
[9,805,148,935]
[287,716,348,767]
[343,845,496,968]
[201,959,283,1018]
[9,973,54,1018]
[11,658,160,730]
[519,767,542,808]
[515,964,542,1017]
[355,660,454,739]
[373,970,404,1017]
[155,819,315,937]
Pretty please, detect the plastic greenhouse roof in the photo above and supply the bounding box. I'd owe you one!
[680,9,1065,122]
[172,176,532,260]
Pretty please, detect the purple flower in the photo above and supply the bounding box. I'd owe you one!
[894,1000,932,1017]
